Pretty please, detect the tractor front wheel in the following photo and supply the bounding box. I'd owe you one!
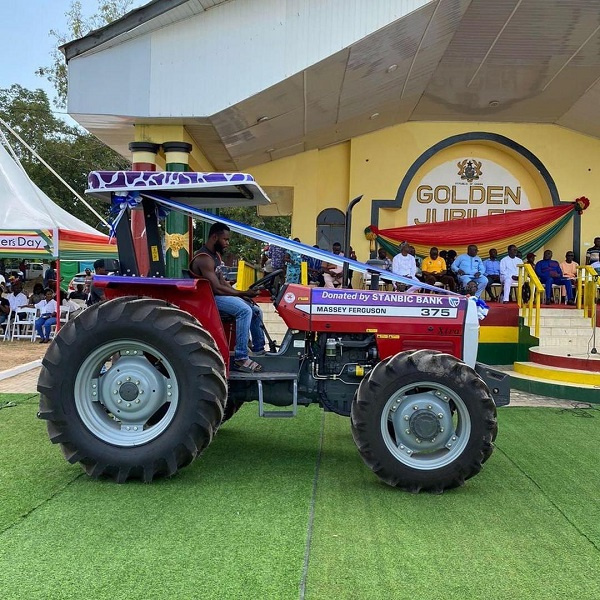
[351,350,497,493]
[38,297,227,482]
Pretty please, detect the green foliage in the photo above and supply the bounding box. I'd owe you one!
[192,208,291,264]
[36,0,135,109]
[0,84,130,230]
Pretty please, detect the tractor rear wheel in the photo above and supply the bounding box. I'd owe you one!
[38,297,227,482]
[351,350,497,493]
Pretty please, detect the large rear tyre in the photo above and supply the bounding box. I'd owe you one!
[351,350,497,493]
[38,297,227,482]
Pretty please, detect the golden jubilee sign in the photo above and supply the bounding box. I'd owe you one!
[408,158,530,225]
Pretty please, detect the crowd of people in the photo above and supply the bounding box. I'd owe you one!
[1,229,594,363]
[256,237,593,305]
[260,240,356,290]
[373,242,587,304]
[0,258,107,342]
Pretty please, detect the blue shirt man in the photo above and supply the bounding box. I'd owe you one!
[483,248,501,301]
[304,245,323,285]
[452,245,488,298]
[483,250,501,276]
[535,249,575,304]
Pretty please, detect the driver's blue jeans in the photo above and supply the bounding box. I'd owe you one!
[215,296,265,360]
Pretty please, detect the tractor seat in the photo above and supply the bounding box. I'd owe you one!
[219,311,235,323]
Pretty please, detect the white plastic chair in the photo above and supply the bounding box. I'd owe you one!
[11,307,37,341]
[362,273,387,290]
[49,306,70,340]
[1,311,13,341]
[70,298,87,311]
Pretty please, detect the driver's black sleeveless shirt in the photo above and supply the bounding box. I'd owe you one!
[190,245,226,279]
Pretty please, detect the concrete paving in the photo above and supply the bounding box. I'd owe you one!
[0,362,577,408]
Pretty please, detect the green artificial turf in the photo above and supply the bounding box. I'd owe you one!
[0,397,323,600]
[307,407,600,600]
[0,395,599,600]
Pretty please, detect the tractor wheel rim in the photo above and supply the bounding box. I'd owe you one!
[380,381,471,470]
[74,340,179,447]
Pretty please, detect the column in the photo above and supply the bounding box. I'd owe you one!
[163,141,193,278]
[129,142,160,276]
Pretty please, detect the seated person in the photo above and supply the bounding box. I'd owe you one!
[499,244,523,303]
[59,290,82,319]
[377,247,393,272]
[559,251,578,303]
[322,242,344,288]
[376,247,393,288]
[189,222,265,373]
[483,248,501,300]
[535,250,575,305]
[0,296,9,330]
[420,246,456,291]
[451,245,488,298]
[69,284,88,301]
[585,237,600,265]
[34,288,57,344]
[87,259,108,306]
[304,245,324,286]
[7,280,29,320]
[29,283,45,305]
[391,243,421,292]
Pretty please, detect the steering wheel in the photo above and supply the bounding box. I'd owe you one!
[249,269,285,291]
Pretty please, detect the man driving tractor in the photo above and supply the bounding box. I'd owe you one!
[189,222,265,372]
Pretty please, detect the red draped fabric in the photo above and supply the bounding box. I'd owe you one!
[367,198,589,258]
[370,204,571,245]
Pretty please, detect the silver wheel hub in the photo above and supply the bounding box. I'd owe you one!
[392,394,454,450]
[74,341,179,447]
[382,382,471,469]
[98,356,168,425]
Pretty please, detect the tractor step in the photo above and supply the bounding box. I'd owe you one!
[228,371,298,417]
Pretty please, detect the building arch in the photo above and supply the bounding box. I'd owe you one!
[316,208,345,251]
[369,132,580,259]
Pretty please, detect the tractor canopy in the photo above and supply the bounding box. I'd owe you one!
[85,170,456,294]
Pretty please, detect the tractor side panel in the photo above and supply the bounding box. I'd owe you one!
[96,275,230,366]
[276,284,468,361]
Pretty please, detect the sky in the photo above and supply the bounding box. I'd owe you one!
[0,0,146,121]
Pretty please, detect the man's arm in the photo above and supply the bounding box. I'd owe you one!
[409,256,417,278]
[552,262,563,278]
[451,256,462,274]
[191,254,258,298]
[535,262,544,277]
[420,258,433,276]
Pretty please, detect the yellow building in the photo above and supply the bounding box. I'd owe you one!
[62,0,600,263]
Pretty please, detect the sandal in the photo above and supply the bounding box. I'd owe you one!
[232,358,263,373]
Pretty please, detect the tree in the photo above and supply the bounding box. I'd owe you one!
[192,209,291,265]
[36,1,135,109]
[0,84,129,230]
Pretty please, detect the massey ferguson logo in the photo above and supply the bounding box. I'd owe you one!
[448,297,460,308]
[457,159,482,183]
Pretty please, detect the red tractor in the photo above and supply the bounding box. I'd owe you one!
[38,171,508,492]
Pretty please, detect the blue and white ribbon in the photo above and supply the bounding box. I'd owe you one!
[109,192,142,241]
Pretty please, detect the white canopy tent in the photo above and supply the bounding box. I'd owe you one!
[0,141,117,340]
[0,142,105,245]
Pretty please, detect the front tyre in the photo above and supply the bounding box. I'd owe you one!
[38,297,227,482]
[351,350,497,493]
